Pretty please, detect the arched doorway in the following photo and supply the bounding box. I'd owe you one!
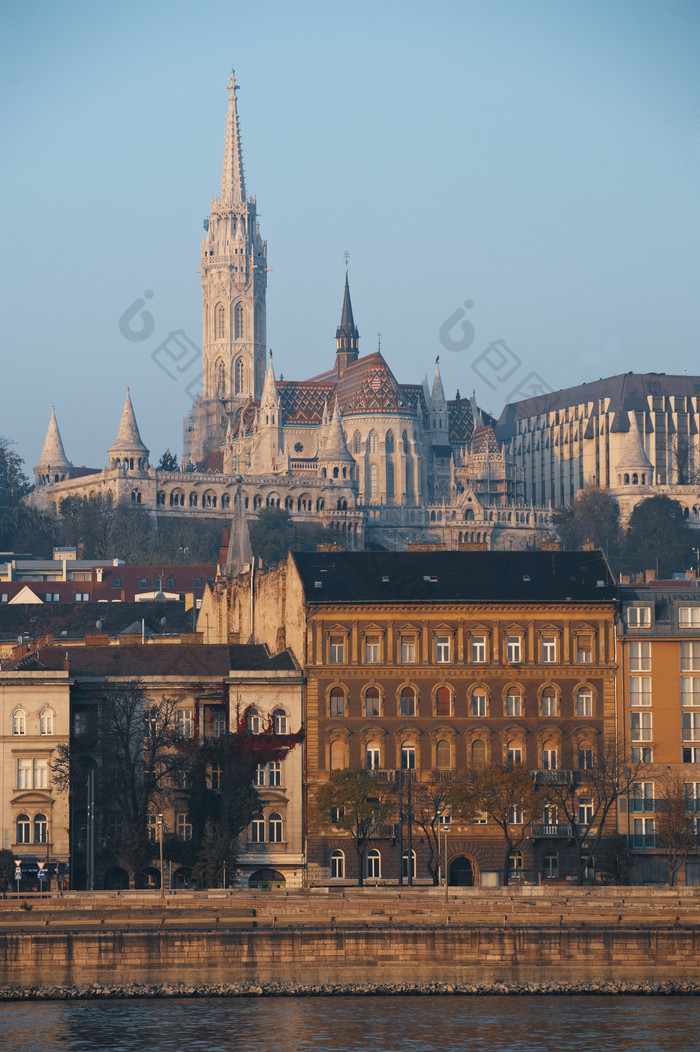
[104,866,129,890]
[248,868,286,889]
[449,856,474,887]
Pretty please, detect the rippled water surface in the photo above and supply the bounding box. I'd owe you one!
[2,995,699,1051]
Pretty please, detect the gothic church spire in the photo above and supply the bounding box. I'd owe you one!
[220,70,246,206]
[335,269,359,375]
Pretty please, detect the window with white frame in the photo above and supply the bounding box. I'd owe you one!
[211,710,227,737]
[400,687,416,718]
[541,691,558,717]
[508,805,523,824]
[246,708,261,734]
[366,849,381,879]
[251,817,265,842]
[631,781,655,812]
[576,689,593,717]
[400,638,416,663]
[402,850,417,880]
[210,763,222,790]
[682,712,700,742]
[631,711,653,742]
[147,814,158,843]
[471,692,488,717]
[679,606,700,627]
[576,636,593,664]
[627,606,651,627]
[630,677,652,706]
[509,852,523,875]
[177,710,193,738]
[16,814,30,844]
[577,797,594,825]
[329,637,345,664]
[273,708,287,735]
[542,743,557,770]
[632,746,653,763]
[506,691,522,717]
[578,746,594,770]
[329,688,345,717]
[507,741,523,764]
[681,642,700,672]
[435,635,451,663]
[34,814,48,844]
[365,687,381,717]
[685,783,700,811]
[330,849,345,879]
[632,816,655,847]
[401,742,416,770]
[268,761,282,787]
[176,813,192,841]
[544,853,558,879]
[436,739,451,769]
[12,709,26,735]
[506,636,522,663]
[682,678,700,706]
[629,641,651,672]
[365,742,381,771]
[254,763,266,786]
[268,812,283,842]
[684,747,700,763]
[471,635,486,663]
[541,636,557,663]
[365,637,381,663]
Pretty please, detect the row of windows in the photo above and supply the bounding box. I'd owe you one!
[12,709,54,735]
[331,738,596,772]
[626,606,700,628]
[627,641,700,671]
[328,848,564,881]
[15,813,49,845]
[327,686,595,719]
[250,812,284,843]
[629,676,700,707]
[329,633,596,666]
[17,758,49,789]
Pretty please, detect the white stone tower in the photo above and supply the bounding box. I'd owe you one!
[186,71,268,466]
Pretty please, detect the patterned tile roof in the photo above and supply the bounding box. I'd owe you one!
[470,425,500,454]
[334,353,412,417]
[278,381,336,425]
[448,397,475,444]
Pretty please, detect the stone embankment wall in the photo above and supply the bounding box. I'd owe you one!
[1,887,700,993]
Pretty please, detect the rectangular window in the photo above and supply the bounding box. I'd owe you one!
[631,711,653,742]
[254,763,266,787]
[401,744,416,770]
[506,693,522,717]
[251,818,265,843]
[17,758,32,790]
[577,798,594,825]
[508,805,523,824]
[177,710,193,738]
[685,783,700,811]
[577,691,593,717]
[578,748,593,770]
[400,693,416,718]
[679,607,700,627]
[329,637,345,664]
[435,636,451,663]
[629,641,651,672]
[627,606,651,627]
[365,638,380,663]
[211,710,227,737]
[681,642,700,672]
[330,806,345,824]
[632,816,655,848]
[176,814,192,841]
[506,636,522,663]
[471,636,486,663]
[541,636,557,663]
[194,577,202,588]
[167,576,175,588]
[542,748,557,770]
[682,678,700,707]
[631,781,655,812]
[507,746,522,764]
[471,693,487,717]
[629,677,652,707]
[210,763,222,790]
[576,636,593,664]
[140,578,148,588]
[684,747,700,763]
[682,712,700,742]
[268,761,281,787]
[631,746,653,763]
[74,592,89,602]
[400,639,416,663]
[541,692,557,717]
[113,577,121,588]
[366,746,380,771]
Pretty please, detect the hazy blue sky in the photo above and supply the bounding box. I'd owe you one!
[2,0,699,471]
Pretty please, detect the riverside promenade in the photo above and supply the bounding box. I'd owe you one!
[2,886,700,998]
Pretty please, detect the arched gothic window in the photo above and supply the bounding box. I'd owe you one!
[235,357,245,394]
[216,303,226,339]
[235,303,245,339]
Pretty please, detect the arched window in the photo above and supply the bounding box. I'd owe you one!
[507,740,523,764]
[235,357,245,394]
[436,739,451,769]
[364,687,380,717]
[12,709,26,736]
[329,689,345,717]
[385,431,394,453]
[330,849,345,879]
[216,359,225,396]
[189,492,198,507]
[246,708,261,734]
[16,814,30,844]
[400,687,416,718]
[235,302,245,339]
[402,850,416,880]
[216,303,226,339]
[365,741,381,770]
[353,431,361,454]
[541,690,558,717]
[386,461,395,501]
[34,814,48,845]
[435,686,451,717]
[369,464,378,498]
[542,740,558,770]
[39,709,54,736]
[577,689,593,717]
[268,812,283,843]
[402,430,410,454]
[368,431,378,453]
[401,742,416,770]
[330,739,347,770]
[273,708,287,735]
[366,849,381,879]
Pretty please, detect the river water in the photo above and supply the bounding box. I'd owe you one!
[1,995,699,1051]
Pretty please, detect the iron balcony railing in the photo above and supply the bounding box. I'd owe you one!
[531,823,573,838]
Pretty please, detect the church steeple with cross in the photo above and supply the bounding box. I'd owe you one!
[335,254,360,375]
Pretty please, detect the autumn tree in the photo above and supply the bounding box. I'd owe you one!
[544,744,638,885]
[315,769,393,885]
[450,763,540,886]
[552,486,622,558]
[624,495,693,579]
[411,779,454,885]
[655,774,697,887]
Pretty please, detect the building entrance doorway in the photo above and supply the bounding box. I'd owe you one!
[449,856,474,886]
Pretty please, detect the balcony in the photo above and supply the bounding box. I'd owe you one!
[531,823,572,838]
[530,769,574,786]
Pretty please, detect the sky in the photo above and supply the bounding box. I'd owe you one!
[1,0,699,472]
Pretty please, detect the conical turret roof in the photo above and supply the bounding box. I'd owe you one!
[108,389,149,458]
[225,485,253,575]
[615,411,653,473]
[321,401,355,463]
[35,407,70,475]
[431,359,446,409]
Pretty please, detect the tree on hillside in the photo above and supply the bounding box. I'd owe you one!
[250,506,296,566]
[0,503,58,557]
[315,769,393,885]
[450,763,540,886]
[59,493,117,558]
[158,448,179,472]
[655,774,698,887]
[624,495,692,578]
[553,487,622,557]
[0,436,30,511]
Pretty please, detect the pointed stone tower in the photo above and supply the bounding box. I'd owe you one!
[34,407,71,485]
[429,359,449,443]
[335,269,359,375]
[191,71,267,464]
[108,390,149,472]
[224,483,253,576]
[615,411,653,486]
[320,400,356,483]
[256,353,283,473]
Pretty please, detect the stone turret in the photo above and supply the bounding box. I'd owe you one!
[320,400,356,483]
[335,271,360,375]
[108,389,149,472]
[34,407,71,485]
[615,411,653,487]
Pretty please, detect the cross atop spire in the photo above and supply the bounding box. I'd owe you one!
[220,69,246,205]
[335,267,360,375]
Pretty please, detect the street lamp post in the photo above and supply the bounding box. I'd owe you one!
[158,813,165,899]
[443,820,449,903]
